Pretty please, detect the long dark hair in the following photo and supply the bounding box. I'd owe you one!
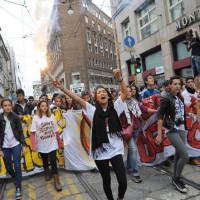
[66,95,78,110]
[169,75,183,100]
[94,85,114,108]
[131,85,140,102]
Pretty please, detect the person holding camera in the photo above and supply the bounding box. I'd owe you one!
[157,75,193,193]
[185,28,200,78]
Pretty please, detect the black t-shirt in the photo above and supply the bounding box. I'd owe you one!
[190,37,200,56]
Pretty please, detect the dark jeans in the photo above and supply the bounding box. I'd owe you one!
[191,56,200,78]
[95,154,127,200]
[126,129,139,176]
[40,150,58,174]
[3,144,22,189]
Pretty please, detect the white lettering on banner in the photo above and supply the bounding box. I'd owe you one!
[175,10,199,30]
[155,66,164,75]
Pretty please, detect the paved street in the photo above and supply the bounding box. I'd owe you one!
[2,161,200,200]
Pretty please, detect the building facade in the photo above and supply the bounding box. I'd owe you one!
[33,81,42,98]
[0,34,13,97]
[7,45,22,91]
[41,0,118,93]
[111,0,199,85]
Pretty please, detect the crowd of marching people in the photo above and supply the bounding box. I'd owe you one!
[1,68,200,200]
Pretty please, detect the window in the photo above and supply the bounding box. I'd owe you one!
[85,16,88,23]
[93,10,95,16]
[138,1,158,40]
[106,51,109,58]
[109,41,113,52]
[89,58,91,65]
[104,38,108,50]
[101,49,104,56]
[95,46,98,54]
[86,29,91,42]
[93,32,97,45]
[108,31,110,36]
[92,20,95,27]
[88,44,92,52]
[96,12,99,18]
[99,36,103,47]
[92,59,94,65]
[98,60,101,67]
[172,38,190,61]
[168,0,184,21]
[101,61,104,68]
[98,24,101,31]
[99,15,101,20]
[103,28,106,34]
[143,50,163,70]
[124,21,130,37]
[72,73,80,84]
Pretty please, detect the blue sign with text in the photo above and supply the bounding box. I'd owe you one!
[124,36,135,47]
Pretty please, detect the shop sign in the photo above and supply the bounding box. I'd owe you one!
[155,66,164,75]
[175,9,200,31]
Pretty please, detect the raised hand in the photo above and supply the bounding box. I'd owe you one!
[51,79,63,90]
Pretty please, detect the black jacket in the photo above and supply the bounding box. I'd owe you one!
[0,112,26,149]
[157,93,187,131]
[13,99,34,116]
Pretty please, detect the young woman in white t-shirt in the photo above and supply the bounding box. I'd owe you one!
[30,100,63,192]
[51,69,128,200]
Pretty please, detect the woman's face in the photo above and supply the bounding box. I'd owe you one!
[126,87,132,99]
[3,101,12,113]
[66,95,72,104]
[39,102,48,113]
[40,96,48,101]
[55,98,62,108]
[170,79,181,94]
[131,86,136,96]
[182,78,186,85]
[96,88,109,106]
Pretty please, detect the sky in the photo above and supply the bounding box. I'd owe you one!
[0,0,111,96]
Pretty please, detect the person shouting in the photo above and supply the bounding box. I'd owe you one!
[51,69,128,200]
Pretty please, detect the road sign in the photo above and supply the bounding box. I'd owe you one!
[124,36,135,47]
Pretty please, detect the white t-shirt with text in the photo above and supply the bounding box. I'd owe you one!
[83,97,126,160]
[30,114,58,153]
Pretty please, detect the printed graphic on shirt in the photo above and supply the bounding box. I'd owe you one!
[175,97,184,122]
[105,117,109,133]
[39,121,55,140]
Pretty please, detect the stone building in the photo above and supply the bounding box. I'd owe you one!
[0,34,12,97]
[41,0,118,93]
[111,0,199,85]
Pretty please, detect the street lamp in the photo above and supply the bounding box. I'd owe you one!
[59,0,74,15]
[68,4,74,14]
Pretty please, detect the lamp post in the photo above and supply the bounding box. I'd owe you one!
[59,0,75,14]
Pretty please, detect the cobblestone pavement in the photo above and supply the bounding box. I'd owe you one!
[2,161,200,199]
[82,162,200,200]
[3,169,93,200]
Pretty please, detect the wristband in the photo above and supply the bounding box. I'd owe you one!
[117,78,123,83]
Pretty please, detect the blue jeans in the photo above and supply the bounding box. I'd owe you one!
[191,56,200,78]
[126,129,139,176]
[2,144,22,189]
